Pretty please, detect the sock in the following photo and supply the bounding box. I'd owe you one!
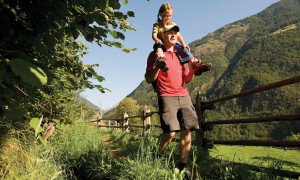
[178,163,187,171]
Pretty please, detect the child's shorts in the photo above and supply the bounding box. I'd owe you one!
[174,43,194,64]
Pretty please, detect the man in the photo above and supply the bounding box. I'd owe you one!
[145,24,201,171]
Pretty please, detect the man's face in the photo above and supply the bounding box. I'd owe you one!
[162,29,178,45]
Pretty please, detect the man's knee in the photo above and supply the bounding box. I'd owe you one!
[165,132,176,139]
[180,130,191,143]
[181,130,191,138]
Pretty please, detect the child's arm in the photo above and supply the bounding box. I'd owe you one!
[152,33,162,44]
[152,23,162,44]
[177,32,190,50]
[177,32,186,47]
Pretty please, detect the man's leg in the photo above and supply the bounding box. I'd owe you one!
[158,132,176,154]
[179,130,191,167]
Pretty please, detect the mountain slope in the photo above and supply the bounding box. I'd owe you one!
[127,0,300,140]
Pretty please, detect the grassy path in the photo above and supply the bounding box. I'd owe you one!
[94,129,300,179]
[102,135,127,159]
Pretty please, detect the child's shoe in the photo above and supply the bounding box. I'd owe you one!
[156,57,169,72]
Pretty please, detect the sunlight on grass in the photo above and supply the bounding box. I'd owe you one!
[211,145,300,172]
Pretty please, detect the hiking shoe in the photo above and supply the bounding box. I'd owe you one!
[182,168,192,179]
[194,62,212,76]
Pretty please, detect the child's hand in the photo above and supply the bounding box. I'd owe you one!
[185,45,190,51]
[156,40,163,45]
[156,48,164,59]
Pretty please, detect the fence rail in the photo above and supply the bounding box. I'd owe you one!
[204,114,300,125]
[205,75,300,104]
[212,140,300,147]
[196,76,300,149]
[97,124,161,129]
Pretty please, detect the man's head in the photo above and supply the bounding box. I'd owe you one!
[162,24,180,46]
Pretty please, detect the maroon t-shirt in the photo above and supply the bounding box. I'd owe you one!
[146,51,190,97]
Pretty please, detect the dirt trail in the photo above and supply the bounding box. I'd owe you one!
[102,135,126,159]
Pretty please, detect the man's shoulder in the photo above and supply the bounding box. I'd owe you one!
[149,51,156,55]
[147,51,156,61]
[146,51,157,70]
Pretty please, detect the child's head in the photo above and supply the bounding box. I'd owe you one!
[157,3,174,24]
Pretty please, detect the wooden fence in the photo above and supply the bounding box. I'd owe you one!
[86,75,300,178]
[194,75,300,179]
[87,107,160,136]
[196,75,300,149]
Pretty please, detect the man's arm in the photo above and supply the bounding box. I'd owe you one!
[145,52,161,84]
[184,58,201,83]
[145,67,160,84]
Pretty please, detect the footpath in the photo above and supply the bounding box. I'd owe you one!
[102,135,127,159]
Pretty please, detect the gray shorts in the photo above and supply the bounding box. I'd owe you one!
[158,96,199,133]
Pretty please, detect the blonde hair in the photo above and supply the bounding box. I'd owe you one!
[157,3,174,23]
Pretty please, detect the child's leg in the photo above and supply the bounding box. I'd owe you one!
[153,43,168,71]
[174,43,194,63]
[156,47,164,59]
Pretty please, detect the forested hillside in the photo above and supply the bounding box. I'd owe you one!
[127,0,300,140]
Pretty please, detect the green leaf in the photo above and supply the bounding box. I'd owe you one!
[127,11,134,17]
[121,0,128,5]
[95,13,108,26]
[116,32,125,40]
[110,41,122,48]
[94,85,110,93]
[109,0,121,9]
[9,58,48,87]
[87,67,105,82]
[105,7,114,15]
[122,46,131,53]
[109,30,118,39]
[29,118,43,133]
[97,0,107,10]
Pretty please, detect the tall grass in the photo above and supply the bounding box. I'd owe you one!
[50,123,114,179]
[106,131,298,179]
[0,123,114,179]
[108,131,199,179]
[1,124,296,179]
[0,129,64,179]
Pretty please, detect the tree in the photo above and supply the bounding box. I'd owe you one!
[0,0,135,124]
[115,98,141,118]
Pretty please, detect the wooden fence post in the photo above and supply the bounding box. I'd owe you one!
[108,120,111,130]
[144,108,151,135]
[123,112,129,132]
[114,120,118,131]
[97,112,102,130]
[195,92,209,153]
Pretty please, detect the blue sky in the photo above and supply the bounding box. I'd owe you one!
[80,0,278,111]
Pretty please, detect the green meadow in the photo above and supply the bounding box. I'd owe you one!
[211,145,300,172]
